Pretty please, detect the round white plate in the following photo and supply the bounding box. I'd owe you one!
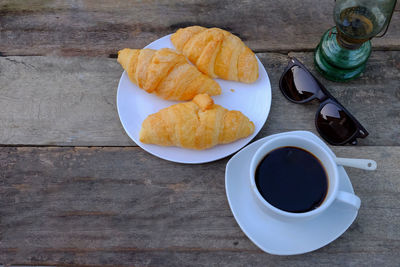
[225,131,359,255]
[117,34,271,164]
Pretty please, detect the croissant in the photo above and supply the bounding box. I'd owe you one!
[171,26,259,83]
[139,94,255,150]
[117,48,221,100]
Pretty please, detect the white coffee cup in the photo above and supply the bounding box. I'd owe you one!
[249,134,361,222]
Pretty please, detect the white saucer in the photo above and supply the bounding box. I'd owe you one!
[225,131,358,255]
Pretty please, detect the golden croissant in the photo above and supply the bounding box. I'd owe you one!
[139,94,255,150]
[171,26,259,83]
[117,48,221,100]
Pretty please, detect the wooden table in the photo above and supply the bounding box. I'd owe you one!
[1,1,399,266]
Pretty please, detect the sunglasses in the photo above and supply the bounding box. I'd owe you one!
[279,57,368,145]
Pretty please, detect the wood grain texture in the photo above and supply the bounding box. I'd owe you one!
[0,0,399,56]
[258,51,400,146]
[1,1,399,267]
[0,56,132,146]
[0,51,399,146]
[0,146,399,266]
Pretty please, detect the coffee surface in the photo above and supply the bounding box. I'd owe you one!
[255,146,328,213]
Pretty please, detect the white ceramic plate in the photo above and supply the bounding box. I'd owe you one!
[225,131,358,255]
[117,34,271,163]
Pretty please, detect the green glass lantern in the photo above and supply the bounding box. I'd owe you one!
[315,0,397,82]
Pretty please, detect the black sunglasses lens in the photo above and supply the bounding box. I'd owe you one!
[316,103,358,144]
[281,65,322,102]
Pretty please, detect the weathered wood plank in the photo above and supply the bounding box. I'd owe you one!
[3,251,400,267]
[0,146,399,266]
[259,50,400,146]
[0,0,399,56]
[0,56,132,146]
[0,51,399,146]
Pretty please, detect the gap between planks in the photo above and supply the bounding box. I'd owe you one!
[2,46,400,58]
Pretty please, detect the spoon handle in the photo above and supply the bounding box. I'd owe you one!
[335,157,377,171]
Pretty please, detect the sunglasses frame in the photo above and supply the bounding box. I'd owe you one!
[279,57,369,145]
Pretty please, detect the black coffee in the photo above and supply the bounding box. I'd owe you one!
[255,146,328,213]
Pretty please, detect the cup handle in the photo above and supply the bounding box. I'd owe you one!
[336,191,361,210]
